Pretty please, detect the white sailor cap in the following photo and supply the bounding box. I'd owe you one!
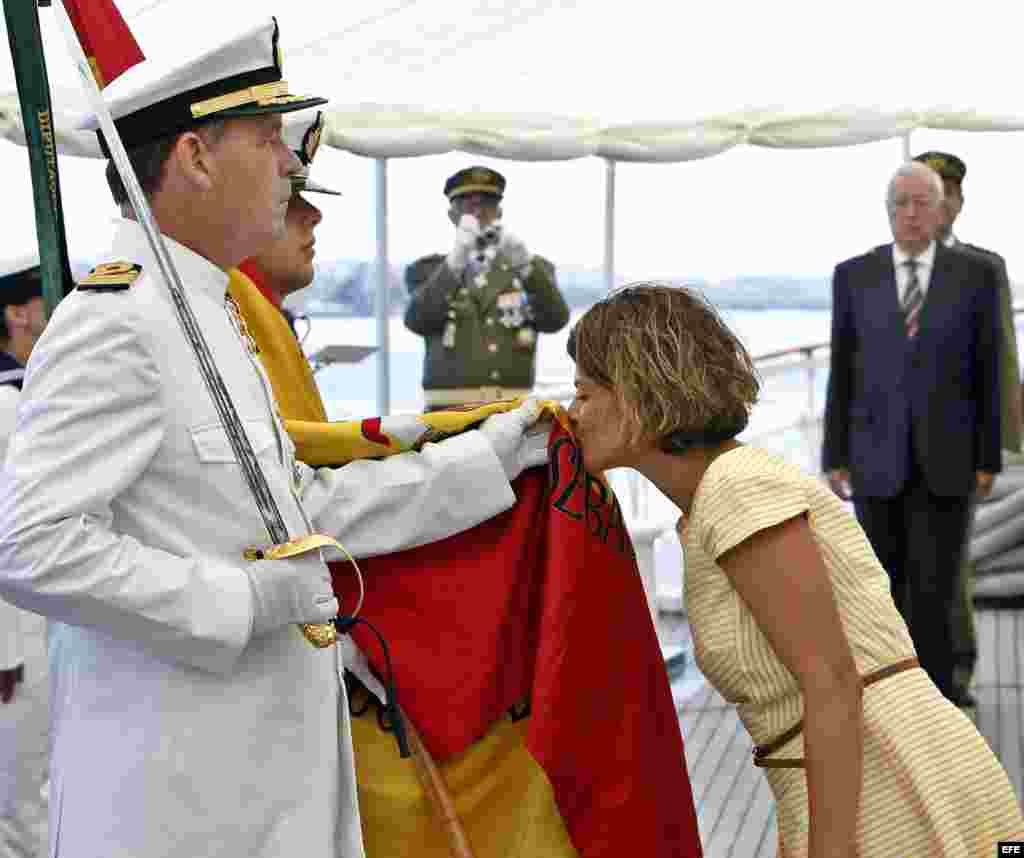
[0,253,42,306]
[283,110,341,196]
[79,17,326,154]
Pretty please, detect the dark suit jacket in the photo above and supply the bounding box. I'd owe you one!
[822,242,1002,498]
[952,240,1022,453]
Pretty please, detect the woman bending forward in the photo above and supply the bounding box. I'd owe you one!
[566,283,1023,858]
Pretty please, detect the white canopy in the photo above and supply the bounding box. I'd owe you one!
[1,0,1022,162]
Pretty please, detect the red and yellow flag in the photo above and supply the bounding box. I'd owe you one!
[344,423,703,858]
[62,0,144,88]
[226,267,703,857]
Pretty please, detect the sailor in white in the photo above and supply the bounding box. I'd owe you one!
[0,18,546,858]
[281,108,340,197]
[0,255,48,858]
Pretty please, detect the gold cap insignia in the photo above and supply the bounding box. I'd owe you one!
[302,114,324,165]
[190,80,291,118]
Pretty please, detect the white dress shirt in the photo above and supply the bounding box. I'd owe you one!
[893,240,937,303]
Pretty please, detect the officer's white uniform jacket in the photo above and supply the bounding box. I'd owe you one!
[0,220,516,858]
[0,376,25,672]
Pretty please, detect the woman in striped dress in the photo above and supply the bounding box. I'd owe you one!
[566,283,1023,857]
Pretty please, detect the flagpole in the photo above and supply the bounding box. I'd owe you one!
[2,0,75,319]
[404,717,476,858]
[48,0,336,648]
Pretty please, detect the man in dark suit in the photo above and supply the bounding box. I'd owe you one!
[822,161,1002,702]
[913,150,1021,709]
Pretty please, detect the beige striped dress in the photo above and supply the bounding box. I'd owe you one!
[681,445,1024,856]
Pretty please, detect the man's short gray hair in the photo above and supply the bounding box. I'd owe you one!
[886,161,944,210]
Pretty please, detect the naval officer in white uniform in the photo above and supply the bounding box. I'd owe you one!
[0,256,48,858]
[0,17,546,858]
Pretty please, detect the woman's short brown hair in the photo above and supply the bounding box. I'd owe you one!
[567,283,760,452]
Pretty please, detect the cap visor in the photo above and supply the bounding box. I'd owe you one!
[217,94,328,119]
[448,185,502,199]
[291,176,341,196]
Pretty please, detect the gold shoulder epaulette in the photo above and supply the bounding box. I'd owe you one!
[78,262,143,291]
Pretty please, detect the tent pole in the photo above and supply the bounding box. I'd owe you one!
[603,158,616,293]
[603,157,640,515]
[375,157,391,415]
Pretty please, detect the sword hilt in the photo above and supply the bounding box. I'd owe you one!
[244,533,357,649]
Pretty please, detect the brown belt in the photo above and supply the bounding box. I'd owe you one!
[752,657,919,769]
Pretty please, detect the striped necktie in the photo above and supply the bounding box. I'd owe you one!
[902,259,923,339]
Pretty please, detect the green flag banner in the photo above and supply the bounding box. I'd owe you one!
[3,0,75,318]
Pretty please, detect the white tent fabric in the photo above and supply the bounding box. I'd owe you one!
[1,0,1023,162]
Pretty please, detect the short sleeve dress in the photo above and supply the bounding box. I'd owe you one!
[682,445,1023,856]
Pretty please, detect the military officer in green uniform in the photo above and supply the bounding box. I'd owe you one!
[913,150,1022,710]
[404,166,570,410]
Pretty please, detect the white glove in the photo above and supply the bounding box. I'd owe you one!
[498,229,530,270]
[446,213,481,274]
[244,554,338,638]
[479,398,550,482]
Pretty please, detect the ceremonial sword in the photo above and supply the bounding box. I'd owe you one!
[50,0,338,649]
[16,9,476,852]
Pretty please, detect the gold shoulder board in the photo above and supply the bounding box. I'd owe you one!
[79,262,143,291]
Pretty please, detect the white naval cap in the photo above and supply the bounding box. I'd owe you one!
[0,253,42,306]
[78,17,326,154]
[283,109,341,196]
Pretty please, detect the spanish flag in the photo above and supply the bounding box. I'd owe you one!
[61,0,144,89]
[347,429,702,857]
[228,267,703,858]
